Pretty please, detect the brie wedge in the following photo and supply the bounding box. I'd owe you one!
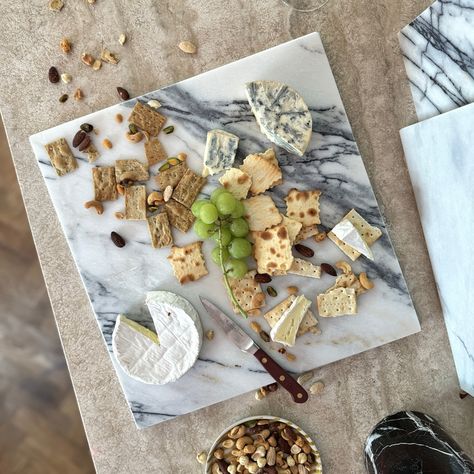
[270,295,311,347]
[331,219,374,260]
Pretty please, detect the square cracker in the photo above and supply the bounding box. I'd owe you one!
[285,189,321,226]
[243,195,282,232]
[289,258,321,279]
[253,223,293,275]
[155,162,187,190]
[147,212,173,248]
[115,159,149,182]
[280,214,302,245]
[240,148,282,195]
[294,225,319,243]
[128,101,166,136]
[144,139,167,166]
[317,287,357,317]
[264,295,319,336]
[172,168,206,208]
[164,199,195,232]
[44,138,77,176]
[167,241,208,284]
[227,270,266,315]
[328,209,382,261]
[219,168,252,200]
[125,185,146,220]
[92,166,117,201]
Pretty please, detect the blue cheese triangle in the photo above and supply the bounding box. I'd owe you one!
[202,129,239,176]
[245,80,312,157]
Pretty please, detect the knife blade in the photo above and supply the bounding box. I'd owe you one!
[200,297,308,403]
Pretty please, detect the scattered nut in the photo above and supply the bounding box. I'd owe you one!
[287,285,298,295]
[78,135,91,152]
[321,263,337,276]
[118,33,127,45]
[73,88,84,101]
[313,231,326,242]
[163,185,173,202]
[259,330,270,342]
[249,321,261,334]
[61,73,72,84]
[86,0,96,3]
[359,272,374,290]
[177,152,187,161]
[297,370,314,386]
[294,243,314,258]
[111,231,126,248]
[81,53,95,66]
[60,37,72,53]
[115,113,123,123]
[163,125,174,134]
[206,329,215,341]
[84,200,103,214]
[147,191,164,206]
[114,211,125,219]
[116,183,125,195]
[255,273,272,284]
[59,93,69,103]
[80,123,93,133]
[92,59,102,71]
[101,48,119,64]
[335,260,352,275]
[266,286,277,297]
[102,138,113,149]
[125,131,143,143]
[48,66,60,83]
[129,123,139,134]
[117,86,130,101]
[255,390,265,401]
[178,40,197,54]
[285,352,296,362]
[309,381,325,395]
[147,99,161,109]
[196,451,207,464]
[48,0,64,11]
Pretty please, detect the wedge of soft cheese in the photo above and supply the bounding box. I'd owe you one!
[245,80,312,157]
[270,295,311,347]
[331,219,374,260]
[202,129,239,176]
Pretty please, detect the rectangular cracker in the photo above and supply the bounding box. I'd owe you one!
[227,270,266,315]
[147,212,173,248]
[155,162,187,190]
[125,185,146,220]
[167,241,208,284]
[264,295,319,337]
[289,258,321,279]
[253,223,293,275]
[328,209,382,261]
[172,168,206,208]
[144,139,167,166]
[92,166,117,201]
[281,214,302,244]
[219,168,252,200]
[164,199,195,232]
[285,189,321,226]
[294,225,319,243]
[240,148,282,195]
[44,138,77,176]
[317,287,357,317]
[243,195,282,232]
[115,159,149,182]
[128,101,166,136]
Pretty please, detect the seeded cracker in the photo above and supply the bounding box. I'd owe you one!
[294,225,319,243]
[167,241,208,284]
[92,166,117,201]
[172,168,206,208]
[227,270,266,315]
[165,199,195,232]
[253,223,293,275]
[115,159,149,182]
[219,168,252,200]
[240,148,282,195]
[317,287,357,317]
[44,138,77,176]
[328,209,382,261]
[285,189,321,226]
[147,212,173,248]
[243,195,282,232]
[128,101,166,136]
[155,162,187,190]
[288,258,321,278]
[264,295,320,336]
[280,214,302,244]
[125,185,146,220]
[144,139,167,166]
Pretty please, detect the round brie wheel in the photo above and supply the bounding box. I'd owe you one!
[112,293,201,385]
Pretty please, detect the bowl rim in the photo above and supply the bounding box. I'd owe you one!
[205,414,323,473]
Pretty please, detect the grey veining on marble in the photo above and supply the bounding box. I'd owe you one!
[29,33,420,429]
[399,0,474,121]
[400,103,474,396]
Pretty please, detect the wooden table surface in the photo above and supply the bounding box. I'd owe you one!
[0,1,472,472]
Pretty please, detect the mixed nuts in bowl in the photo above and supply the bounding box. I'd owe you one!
[206,415,322,473]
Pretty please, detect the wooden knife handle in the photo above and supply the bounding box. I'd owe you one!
[254,348,308,403]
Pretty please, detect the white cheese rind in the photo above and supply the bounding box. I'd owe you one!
[203,129,239,176]
[245,80,312,157]
[270,295,311,346]
[332,219,374,260]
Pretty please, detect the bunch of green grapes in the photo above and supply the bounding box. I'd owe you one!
[192,187,251,280]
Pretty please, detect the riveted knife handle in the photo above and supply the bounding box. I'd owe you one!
[254,348,308,403]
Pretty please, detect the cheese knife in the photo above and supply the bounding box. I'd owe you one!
[200,297,308,403]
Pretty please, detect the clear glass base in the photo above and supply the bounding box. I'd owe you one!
[281,0,329,12]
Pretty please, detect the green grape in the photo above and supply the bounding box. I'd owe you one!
[210,187,227,203]
[191,199,209,218]
[216,192,237,215]
[212,227,232,246]
[211,246,230,265]
[229,238,252,259]
[193,220,215,239]
[230,200,245,218]
[199,203,218,224]
[226,258,248,279]
[230,218,249,237]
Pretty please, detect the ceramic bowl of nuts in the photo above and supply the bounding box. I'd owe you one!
[205,415,322,473]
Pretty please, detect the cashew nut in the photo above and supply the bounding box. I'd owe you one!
[116,183,125,195]
[84,200,103,215]
[114,211,125,220]
[335,260,352,275]
[125,131,143,143]
[196,451,206,464]
[147,191,164,206]
[359,271,374,290]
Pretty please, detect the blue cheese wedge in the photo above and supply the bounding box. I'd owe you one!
[202,129,239,176]
[270,295,311,347]
[245,80,312,156]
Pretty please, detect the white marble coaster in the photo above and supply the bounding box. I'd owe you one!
[400,104,474,396]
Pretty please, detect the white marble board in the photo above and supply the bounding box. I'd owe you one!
[400,103,474,396]
[30,33,420,429]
